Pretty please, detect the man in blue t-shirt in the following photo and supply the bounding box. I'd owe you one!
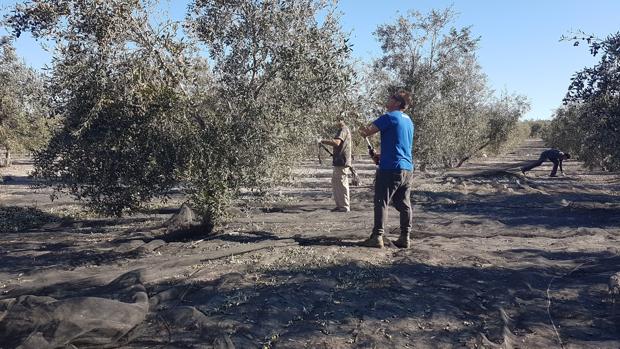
[358,91,414,248]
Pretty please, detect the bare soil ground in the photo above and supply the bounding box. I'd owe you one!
[0,139,619,348]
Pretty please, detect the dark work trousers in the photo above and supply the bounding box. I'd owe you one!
[372,170,413,236]
[521,155,560,176]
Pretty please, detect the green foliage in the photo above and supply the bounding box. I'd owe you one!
[7,0,195,215]
[0,40,54,160]
[6,0,356,229]
[483,94,530,152]
[545,32,620,170]
[496,119,529,155]
[521,120,549,138]
[368,8,529,169]
[4,1,539,231]
[542,105,583,156]
[185,0,356,226]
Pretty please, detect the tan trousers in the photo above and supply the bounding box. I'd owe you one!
[332,166,350,210]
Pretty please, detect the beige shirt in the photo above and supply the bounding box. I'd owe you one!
[333,126,352,167]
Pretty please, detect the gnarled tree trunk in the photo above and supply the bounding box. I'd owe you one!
[0,147,10,167]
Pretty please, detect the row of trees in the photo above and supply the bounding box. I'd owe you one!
[0,39,55,166]
[543,32,620,171]
[2,0,529,229]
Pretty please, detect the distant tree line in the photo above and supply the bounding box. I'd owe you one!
[544,32,620,171]
[0,39,56,167]
[2,0,529,229]
[521,120,549,138]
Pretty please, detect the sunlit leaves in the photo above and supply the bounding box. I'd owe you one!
[186,0,356,226]
[5,0,356,229]
[0,42,53,156]
[6,0,193,215]
[370,7,528,169]
[546,32,620,171]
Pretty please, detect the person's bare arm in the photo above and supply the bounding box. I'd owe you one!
[359,124,381,164]
[320,138,342,147]
[359,123,379,138]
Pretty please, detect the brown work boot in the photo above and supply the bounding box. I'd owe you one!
[358,234,384,248]
[393,233,410,248]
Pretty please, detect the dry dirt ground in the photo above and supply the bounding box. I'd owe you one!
[0,139,619,349]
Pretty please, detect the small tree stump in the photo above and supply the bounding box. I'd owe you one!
[164,204,211,240]
[166,203,197,232]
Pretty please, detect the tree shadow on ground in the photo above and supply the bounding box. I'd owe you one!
[0,175,34,185]
[1,202,165,236]
[208,230,281,244]
[414,190,620,229]
[131,249,619,348]
[0,212,169,275]
[294,235,360,247]
[0,206,69,233]
[138,206,182,215]
[6,215,158,236]
[0,243,146,275]
[206,231,361,247]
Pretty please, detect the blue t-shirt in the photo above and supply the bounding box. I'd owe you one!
[372,111,414,171]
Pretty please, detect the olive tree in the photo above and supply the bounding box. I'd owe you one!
[369,8,529,169]
[0,39,53,167]
[5,0,197,214]
[185,0,356,226]
[6,0,356,230]
[523,119,549,138]
[546,32,620,171]
[542,104,583,158]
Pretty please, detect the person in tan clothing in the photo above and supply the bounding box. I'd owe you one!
[319,119,352,212]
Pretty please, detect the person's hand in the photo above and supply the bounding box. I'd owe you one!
[372,152,380,165]
[358,127,367,137]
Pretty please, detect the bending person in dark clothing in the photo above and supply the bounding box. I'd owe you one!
[521,149,570,177]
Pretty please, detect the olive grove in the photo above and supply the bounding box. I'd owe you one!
[3,1,532,229]
[5,0,357,229]
[7,0,198,215]
[185,0,357,226]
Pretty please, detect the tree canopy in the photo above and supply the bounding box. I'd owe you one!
[544,32,620,171]
[3,1,531,228]
[0,39,53,164]
[368,8,529,169]
[4,0,358,229]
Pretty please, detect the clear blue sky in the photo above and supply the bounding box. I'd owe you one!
[1,0,619,120]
